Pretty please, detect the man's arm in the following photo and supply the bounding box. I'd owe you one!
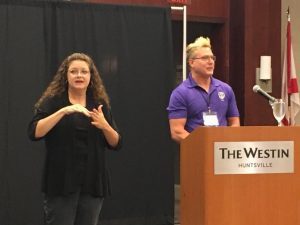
[227,116,240,127]
[169,118,190,143]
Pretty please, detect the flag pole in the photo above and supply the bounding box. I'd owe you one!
[286,7,291,110]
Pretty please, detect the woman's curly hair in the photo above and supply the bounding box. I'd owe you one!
[35,53,110,109]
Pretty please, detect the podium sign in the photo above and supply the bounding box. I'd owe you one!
[214,141,294,174]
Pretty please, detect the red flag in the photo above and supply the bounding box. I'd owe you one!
[281,11,300,126]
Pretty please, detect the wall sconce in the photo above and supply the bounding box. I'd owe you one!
[256,55,272,93]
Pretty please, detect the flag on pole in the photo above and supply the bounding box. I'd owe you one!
[281,9,300,126]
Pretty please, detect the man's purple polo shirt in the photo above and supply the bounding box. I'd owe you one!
[167,74,239,132]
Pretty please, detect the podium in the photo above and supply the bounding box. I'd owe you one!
[180,126,300,225]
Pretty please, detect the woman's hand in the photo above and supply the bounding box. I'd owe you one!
[89,105,120,147]
[89,105,109,129]
[63,104,91,117]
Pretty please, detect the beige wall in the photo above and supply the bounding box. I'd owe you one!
[281,0,300,123]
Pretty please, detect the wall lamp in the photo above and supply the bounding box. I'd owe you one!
[256,56,272,93]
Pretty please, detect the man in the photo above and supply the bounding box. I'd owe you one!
[167,37,240,143]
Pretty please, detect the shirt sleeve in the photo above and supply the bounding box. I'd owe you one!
[167,89,187,119]
[27,97,55,141]
[101,103,122,151]
[226,87,240,118]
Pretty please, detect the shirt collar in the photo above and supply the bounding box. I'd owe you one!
[186,73,220,89]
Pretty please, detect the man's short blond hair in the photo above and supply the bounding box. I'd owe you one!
[186,36,211,60]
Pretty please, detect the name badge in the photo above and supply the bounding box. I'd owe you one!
[203,110,219,126]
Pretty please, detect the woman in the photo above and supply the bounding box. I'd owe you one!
[28,53,122,225]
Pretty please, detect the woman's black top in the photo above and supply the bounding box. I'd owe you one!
[28,91,122,197]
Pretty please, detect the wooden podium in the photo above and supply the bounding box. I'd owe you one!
[180,126,300,225]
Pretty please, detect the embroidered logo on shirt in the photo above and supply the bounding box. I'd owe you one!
[218,91,225,101]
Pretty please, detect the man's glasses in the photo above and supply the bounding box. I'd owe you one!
[192,55,216,62]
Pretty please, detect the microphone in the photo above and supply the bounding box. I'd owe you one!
[252,85,276,103]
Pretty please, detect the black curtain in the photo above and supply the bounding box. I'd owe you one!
[0,1,175,225]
